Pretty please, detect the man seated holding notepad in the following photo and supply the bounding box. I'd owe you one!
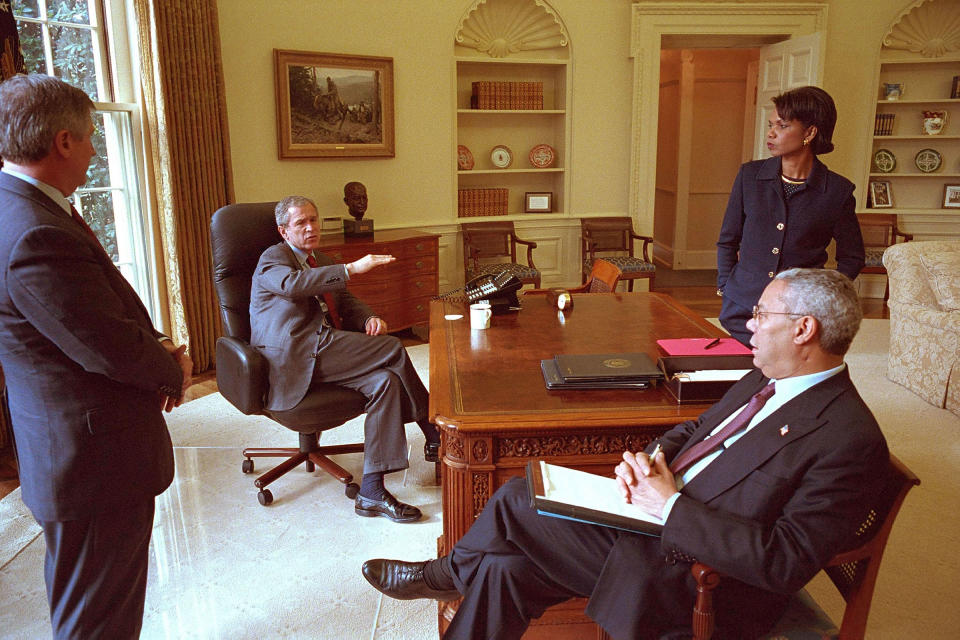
[361,268,888,640]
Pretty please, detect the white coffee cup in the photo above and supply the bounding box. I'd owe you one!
[469,302,492,330]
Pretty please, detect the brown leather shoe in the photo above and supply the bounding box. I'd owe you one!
[361,559,460,601]
[354,493,422,523]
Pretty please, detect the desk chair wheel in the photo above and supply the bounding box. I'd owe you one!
[257,489,274,506]
[241,459,254,474]
[345,482,360,499]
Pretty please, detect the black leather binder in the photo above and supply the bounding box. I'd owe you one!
[541,359,651,390]
[554,352,663,383]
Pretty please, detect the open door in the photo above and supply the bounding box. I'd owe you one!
[752,32,823,160]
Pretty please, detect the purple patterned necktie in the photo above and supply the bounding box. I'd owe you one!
[669,383,776,475]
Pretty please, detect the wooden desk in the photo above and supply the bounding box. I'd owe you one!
[430,292,725,639]
[316,230,438,332]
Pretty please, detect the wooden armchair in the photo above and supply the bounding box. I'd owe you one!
[462,221,541,288]
[581,217,655,291]
[524,259,622,295]
[689,454,919,640]
[856,213,912,301]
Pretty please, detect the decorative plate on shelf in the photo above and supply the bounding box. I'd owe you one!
[873,149,896,173]
[457,145,474,170]
[914,148,942,173]
[528,144,556,168]
[490,144,513,169]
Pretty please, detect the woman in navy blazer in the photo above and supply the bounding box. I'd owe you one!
[717,86,864,345]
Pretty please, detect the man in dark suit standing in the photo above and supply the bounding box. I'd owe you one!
[0,74,192,638]
[249,195,437,523]
[362,268,888,639]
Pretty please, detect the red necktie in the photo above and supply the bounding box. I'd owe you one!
[669,382,776,475]
[70,205,105,249]
[305,253,342,329]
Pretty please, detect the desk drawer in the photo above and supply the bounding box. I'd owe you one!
[371,295,431,328]
[325,237,437,263]
[349,271,438,304]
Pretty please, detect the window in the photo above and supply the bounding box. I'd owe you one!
[14,0,157,316]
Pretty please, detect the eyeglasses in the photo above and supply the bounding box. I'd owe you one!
[751,305,801,322]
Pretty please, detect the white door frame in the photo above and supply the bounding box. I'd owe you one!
[629,2,828,238]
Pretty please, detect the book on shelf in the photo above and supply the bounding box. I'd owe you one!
[874,112,895,136]
[470,80,544,110]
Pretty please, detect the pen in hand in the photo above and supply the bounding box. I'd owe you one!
[645,443,663,476]
[704,338,721,350]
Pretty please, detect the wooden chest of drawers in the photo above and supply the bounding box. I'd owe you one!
[315,229,439,332]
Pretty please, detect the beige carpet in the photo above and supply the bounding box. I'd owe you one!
[1,323,958,639]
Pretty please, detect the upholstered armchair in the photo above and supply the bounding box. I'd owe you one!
[883,240,960,416]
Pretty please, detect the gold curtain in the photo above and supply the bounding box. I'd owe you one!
[133,0,234,372]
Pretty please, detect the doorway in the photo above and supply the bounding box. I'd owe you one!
[628,1,828,278]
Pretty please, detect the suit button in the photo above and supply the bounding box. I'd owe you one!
[768,272,775,278]
[772,247,780,254]
[310,352,318,358]
[776,223,785,230]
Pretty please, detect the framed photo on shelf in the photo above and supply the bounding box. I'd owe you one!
[869,181,893,208]
[943,185,960,208]
[524,192,553,213]
[273,49,394,158]
[882,82,904,100]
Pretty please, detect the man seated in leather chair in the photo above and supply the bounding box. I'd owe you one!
[250,195,439,523]
[362,268,889,637]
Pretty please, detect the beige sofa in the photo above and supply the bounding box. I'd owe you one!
[883,241,960,416]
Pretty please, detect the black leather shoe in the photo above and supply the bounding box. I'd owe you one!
[424,441,440,462]
[361,559,460,601]
[355,493,422,523]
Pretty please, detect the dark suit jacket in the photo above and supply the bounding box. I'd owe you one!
[717,156,865,308]
[249,242,375,411]
[0,172,183,522]
[585,367,888,639]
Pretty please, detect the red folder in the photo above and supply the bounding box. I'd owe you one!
[656,338,752,357]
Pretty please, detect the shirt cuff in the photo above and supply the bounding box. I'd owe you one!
[661,491,682,521]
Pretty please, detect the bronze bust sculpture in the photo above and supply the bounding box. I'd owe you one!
[344,181,368,221]
[343,181,373,236]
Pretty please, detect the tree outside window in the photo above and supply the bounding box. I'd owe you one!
[14,0,153,313]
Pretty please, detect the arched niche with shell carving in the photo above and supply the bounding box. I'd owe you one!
[455,0,569,60]
[883,0,960,58]
[453,0,572,226]
[863,0,960,220]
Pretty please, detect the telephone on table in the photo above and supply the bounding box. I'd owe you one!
[435,271,522,314]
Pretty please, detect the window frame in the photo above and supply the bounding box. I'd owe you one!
[14,0,162,322]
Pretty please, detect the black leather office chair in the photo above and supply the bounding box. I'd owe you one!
[211,202,368,506]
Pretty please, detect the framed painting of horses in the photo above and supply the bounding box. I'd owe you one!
[274,49,394,158]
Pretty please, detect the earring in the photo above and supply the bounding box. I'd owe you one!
[802,139,809,146]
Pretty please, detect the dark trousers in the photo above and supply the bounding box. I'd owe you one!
[718,296,754,347]
[39,499,155,640]
[311,330,429,475]
[445,477,621,640]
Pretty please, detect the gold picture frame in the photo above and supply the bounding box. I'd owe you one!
[942,184,960,208]
[274,49,394,158]
[524,191,553,213]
